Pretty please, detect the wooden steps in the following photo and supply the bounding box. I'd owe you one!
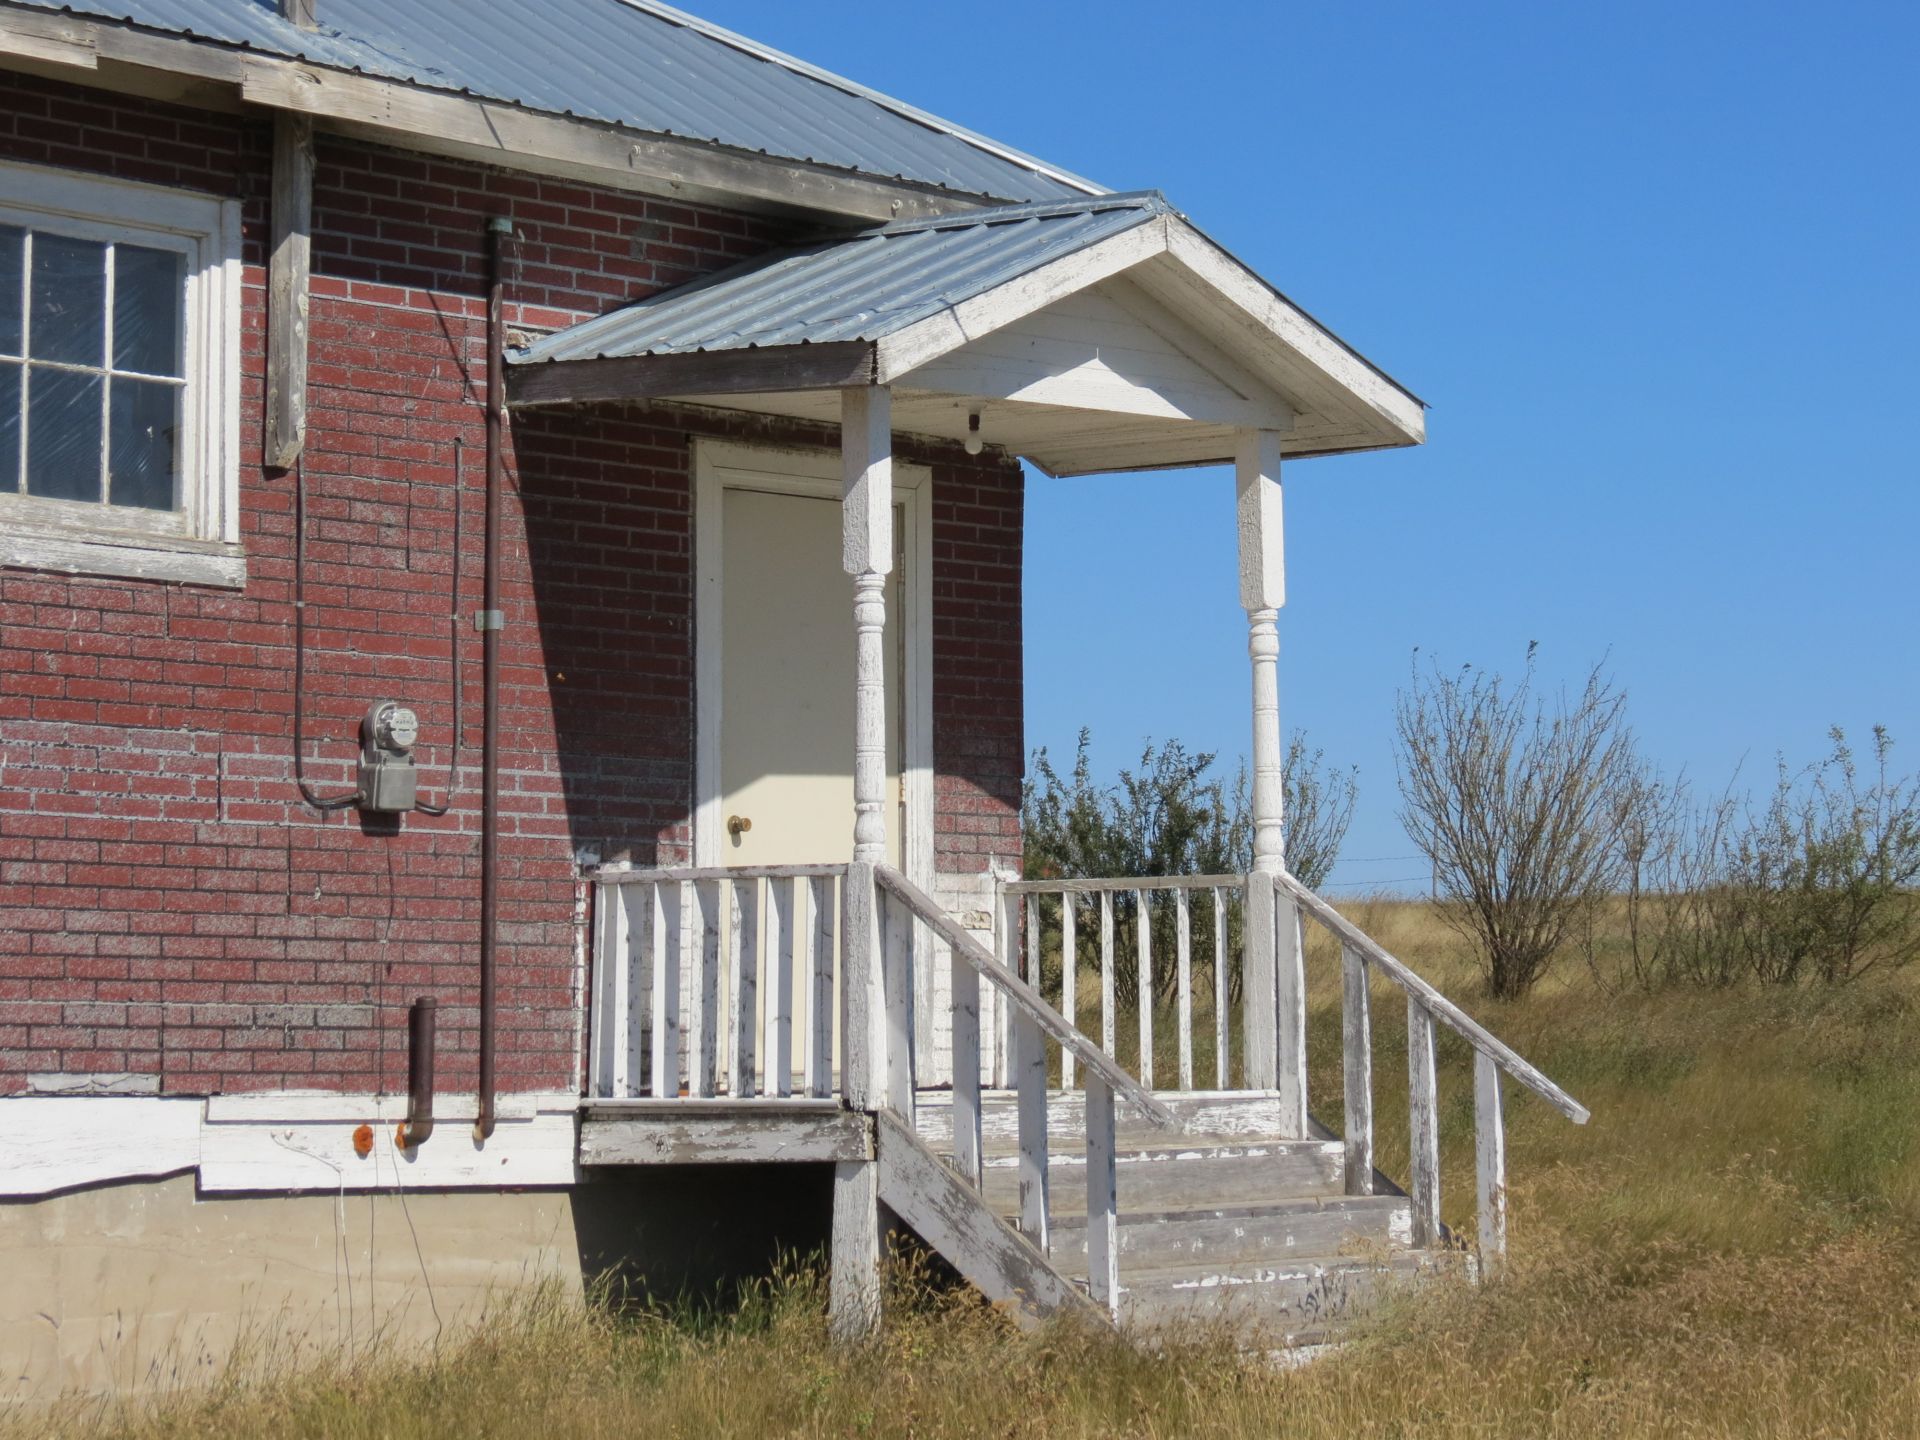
[1102,1250,1448,1334]
[912,1091,1441,1343]
[1045,1195,1412,1270]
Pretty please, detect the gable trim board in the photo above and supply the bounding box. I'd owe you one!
[507,197,1424,476]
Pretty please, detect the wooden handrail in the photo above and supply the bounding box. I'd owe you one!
[873,865,1177,1129]
[1001,873,1243,894]
[1275,869,1590,1125]
[593,862,848,884]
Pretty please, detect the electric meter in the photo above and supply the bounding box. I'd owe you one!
[358,700,421,813]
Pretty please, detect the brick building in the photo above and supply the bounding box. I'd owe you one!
[0,0,1461,1397]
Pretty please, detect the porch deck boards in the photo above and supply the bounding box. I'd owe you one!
[579,1097,872,1166]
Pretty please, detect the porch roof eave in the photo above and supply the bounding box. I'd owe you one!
[504,194,1428,477]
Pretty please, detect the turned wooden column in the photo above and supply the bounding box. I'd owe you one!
[842,385,894,866]
[1236,428,1304,1124]
[832,384,894,1339]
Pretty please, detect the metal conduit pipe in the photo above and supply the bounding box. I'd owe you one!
[476,215,512,1142]
[398,996,437,1147]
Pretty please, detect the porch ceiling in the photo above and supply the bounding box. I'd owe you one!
[505,193,1427,476]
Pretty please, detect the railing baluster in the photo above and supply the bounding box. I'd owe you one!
[1135,889,1153,1089]
[1024,890,1042,1086]
[1099,890,1116,1060]
[882,892,915,1120]
[993,883,1016,1090]
[1242,872,1277,1089]
[808,874,835,1099]
[1212,886,1229,1089]
[1341,942,1374,1195]
[691,879,721,1098]
[1175,887,1193,1091]
[1059,892,1077,1092]
[1276,892,1307,1135]
[651,881,679,1097]
[767,877,794,1097]
[623,884,650,1098]
[951,913,983,1186]
[1015,1006,1049,1251]
[728,877,759,1098]
[1407,996,1440,1247]
[588,881,614,1099]
[1476,1051,1507,1275]
[1084,1070,1119,1321]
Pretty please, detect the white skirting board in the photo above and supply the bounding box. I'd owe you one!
[0,1092,582,1198]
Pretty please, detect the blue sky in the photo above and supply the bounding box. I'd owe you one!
[697,1,1920,891]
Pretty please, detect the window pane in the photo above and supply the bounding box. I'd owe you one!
[25,365,102,501]
[0,226,21,357]
[0,362,18,493]
[112,245,185,377]
[30,233,106,367]
[108,376,179,511]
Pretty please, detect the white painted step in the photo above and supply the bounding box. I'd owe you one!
[1041,1194,1413,1274]
[978,1137,1347,1213]
[1110,1250,1452,1335]
[914,1090,1293,1152]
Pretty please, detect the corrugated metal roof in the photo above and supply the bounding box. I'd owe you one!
[8,0,1101,202]
[513,194,1170,363]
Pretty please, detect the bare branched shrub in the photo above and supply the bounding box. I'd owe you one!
[1607,728,1920,987]
[1591,775,1747,989]
[1395,650,1643,999]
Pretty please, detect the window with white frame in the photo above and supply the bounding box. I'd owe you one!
[0,161,242,587]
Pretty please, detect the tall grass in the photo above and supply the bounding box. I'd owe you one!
[22,899,1920,1438]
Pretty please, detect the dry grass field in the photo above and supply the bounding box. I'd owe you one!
[21,898,1920,1439]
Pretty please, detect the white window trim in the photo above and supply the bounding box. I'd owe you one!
[0,158,244,589]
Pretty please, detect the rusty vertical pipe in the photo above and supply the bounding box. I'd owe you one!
[399,996,437,1147]
[476,216,511,1142]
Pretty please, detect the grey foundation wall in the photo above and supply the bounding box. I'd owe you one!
[2,1166,834,1401]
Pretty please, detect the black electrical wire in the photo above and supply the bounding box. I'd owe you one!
[412,435,465,817]
[292,451,363,812]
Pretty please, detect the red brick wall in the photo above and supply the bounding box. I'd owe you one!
[0,75,1024,1096]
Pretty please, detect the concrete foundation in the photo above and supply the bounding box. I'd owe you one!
[1,1166,834,1401]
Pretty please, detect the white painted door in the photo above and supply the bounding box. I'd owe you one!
[719,486,905,868]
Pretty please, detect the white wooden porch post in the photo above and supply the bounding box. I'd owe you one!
[1237,429,1305,1127]
[833,383,893,1340]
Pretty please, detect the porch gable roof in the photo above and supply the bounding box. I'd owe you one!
[507,194,1428,474]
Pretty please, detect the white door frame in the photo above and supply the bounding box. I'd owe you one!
[692,438,936,892]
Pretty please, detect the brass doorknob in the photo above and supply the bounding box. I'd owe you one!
[727,815,753,838]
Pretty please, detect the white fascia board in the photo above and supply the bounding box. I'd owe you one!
[1162,223,1427,450]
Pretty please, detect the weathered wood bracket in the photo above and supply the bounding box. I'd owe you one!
[265,112,313,470]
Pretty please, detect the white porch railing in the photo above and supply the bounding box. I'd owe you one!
[1273,870,1590,1266]
[871,864,1174,1317]
[585,859,1588,1296]
[996,875,1248,1093]
[587,863,845,1100]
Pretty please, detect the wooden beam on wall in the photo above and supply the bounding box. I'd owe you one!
[265,112,314,471]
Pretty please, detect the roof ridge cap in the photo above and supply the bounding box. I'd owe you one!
[614,0,1109,199]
